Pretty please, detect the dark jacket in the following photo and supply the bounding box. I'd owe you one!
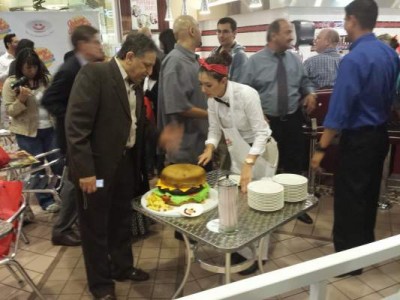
[41,55,81,154]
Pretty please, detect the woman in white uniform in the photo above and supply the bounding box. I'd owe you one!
[198,52,277,193]
[197,52,277,275]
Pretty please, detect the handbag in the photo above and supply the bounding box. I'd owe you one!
[0,147,10,168]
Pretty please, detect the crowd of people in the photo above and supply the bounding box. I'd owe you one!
[0,0,399,299]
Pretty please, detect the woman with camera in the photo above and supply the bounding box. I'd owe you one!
[2,48,61,212]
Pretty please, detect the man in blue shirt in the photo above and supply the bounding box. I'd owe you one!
[311,0,400,276]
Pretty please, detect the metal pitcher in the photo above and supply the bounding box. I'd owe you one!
[217,176,238,233]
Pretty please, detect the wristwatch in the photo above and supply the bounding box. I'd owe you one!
[244,158,255,165]
[315,143,327,153]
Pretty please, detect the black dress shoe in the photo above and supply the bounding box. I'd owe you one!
[114,268,149,282]
[52,232,81,246]
[335,269,363,278]
[93,294,116,300]
[230,253,266,276]
[297,213,313,224]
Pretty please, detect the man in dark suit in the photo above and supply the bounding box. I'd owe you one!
[42,25,105,247]
[66,34,176,300]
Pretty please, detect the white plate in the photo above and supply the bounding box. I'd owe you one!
[248,180,284,194]
[178,203,204,217]
[273,174,308,185]
[141,188,218,217]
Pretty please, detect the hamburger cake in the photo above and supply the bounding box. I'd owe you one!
[150,164,210,208]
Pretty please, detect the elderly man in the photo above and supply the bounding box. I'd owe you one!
[242,18,316,225]
[304,28,341,89]
[66,34,181,300]
[157,15,208,166]
[311,0,400,277]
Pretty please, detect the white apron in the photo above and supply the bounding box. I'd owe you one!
[216,86,278,179]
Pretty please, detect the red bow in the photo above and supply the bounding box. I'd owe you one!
[198,58,228,76]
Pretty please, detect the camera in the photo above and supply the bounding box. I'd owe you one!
[10,76,28,90]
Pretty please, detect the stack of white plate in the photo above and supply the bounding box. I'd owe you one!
[272,174,308,202]
[247,180,284,212]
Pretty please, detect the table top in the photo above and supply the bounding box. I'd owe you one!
[0,220,13,238]
[132,171,318,252]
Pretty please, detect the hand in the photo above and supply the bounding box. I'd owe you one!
[303,93,317,114]
[310,151,325,172]
[159,122,184,154]
[17,86,32,103]
[240,163,253,193]
[79,176,97,194]
[198,147,213,166]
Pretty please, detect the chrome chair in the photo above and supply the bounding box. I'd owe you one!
[0,184,45,300]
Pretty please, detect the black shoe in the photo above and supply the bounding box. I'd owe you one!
[335,269,363,278]
[113,268,149,282]
[93,293,116,300]
[52,232,81,246]
[297,213,313,224]
[238,260,267,276]
[231,252,247,264]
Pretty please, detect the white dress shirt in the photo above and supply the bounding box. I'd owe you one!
[115,58,137,148]
[205,81,272,156]
[0,52,14,83]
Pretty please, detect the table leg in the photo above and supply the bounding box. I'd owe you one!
[258,236,266,273]
[225,253,231,284]
[172,233,192,299]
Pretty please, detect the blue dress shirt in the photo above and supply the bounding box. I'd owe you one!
[324,33,400,130]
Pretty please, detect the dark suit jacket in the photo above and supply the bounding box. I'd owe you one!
[65,58,148,193]
[42,55,81,154]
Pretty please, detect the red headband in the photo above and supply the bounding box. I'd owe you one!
[198,58,228,76]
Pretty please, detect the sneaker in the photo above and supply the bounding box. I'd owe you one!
[45,203,60,213]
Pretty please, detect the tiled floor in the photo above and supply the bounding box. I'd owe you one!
[1,186,400,300]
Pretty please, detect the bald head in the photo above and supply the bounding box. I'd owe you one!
[173,15,202,50]
[315,28,340,53]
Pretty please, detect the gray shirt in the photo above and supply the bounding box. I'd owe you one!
[157,44,208,164]
[241,47,314,116]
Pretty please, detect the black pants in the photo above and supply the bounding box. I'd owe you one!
[333,126,388,252]
[267,109,305,174]
[76,148,140,297]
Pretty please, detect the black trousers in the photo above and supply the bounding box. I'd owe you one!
[267,109,305,174]
[76,148,140,297]
[333,126,388,252]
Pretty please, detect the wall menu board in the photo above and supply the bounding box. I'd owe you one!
[130,0,158,30]
[0,10,100,74]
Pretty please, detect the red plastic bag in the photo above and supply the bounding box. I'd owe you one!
[0,180,23,256]
[0,147,10,167]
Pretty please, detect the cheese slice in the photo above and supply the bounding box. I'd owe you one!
[156,179,202,192]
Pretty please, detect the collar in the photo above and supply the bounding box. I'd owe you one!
[322,48,338,54]
[265,46,286,57]
[175,44,198,61]
[2,51,14,59]
[350,33,376,50]
[115,57,135,88]
[220,80,231,103]
[75,52,88,66]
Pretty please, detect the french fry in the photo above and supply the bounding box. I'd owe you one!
[147,192,172,212]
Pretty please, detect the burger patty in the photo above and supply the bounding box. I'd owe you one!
[158,185,204,195]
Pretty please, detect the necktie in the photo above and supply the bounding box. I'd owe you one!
[214,97,230,107]
[276,53,289,116]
